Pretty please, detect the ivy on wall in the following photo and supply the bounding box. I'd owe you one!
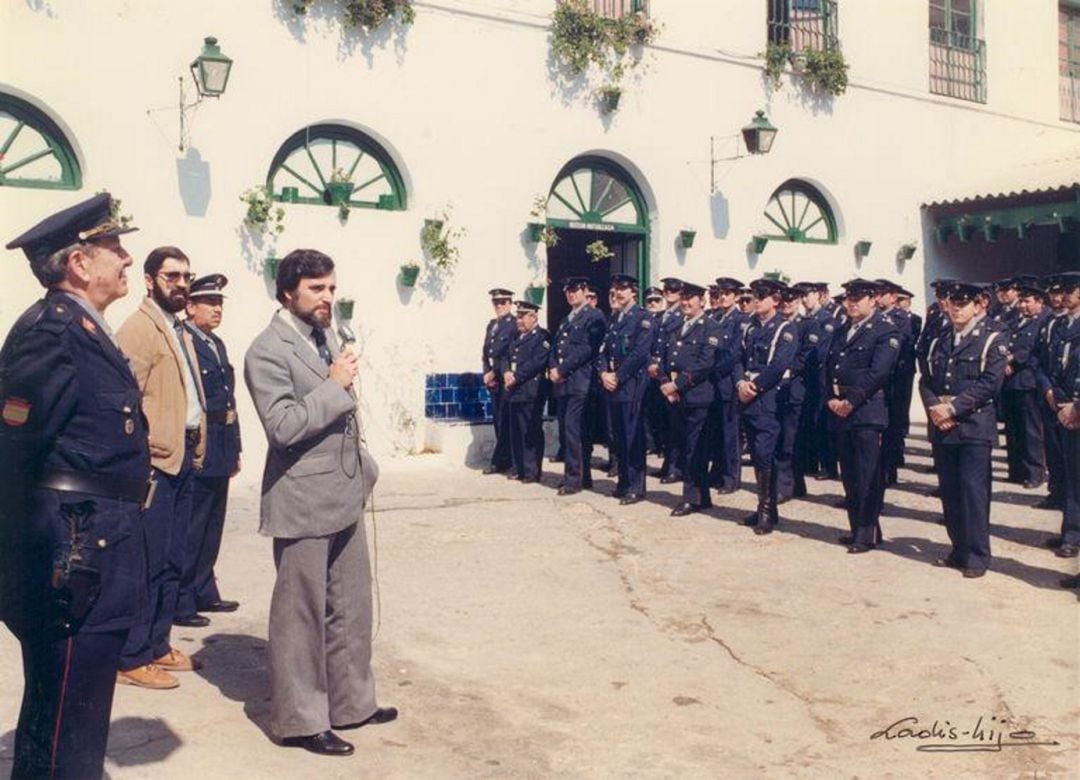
[293,0,415,30]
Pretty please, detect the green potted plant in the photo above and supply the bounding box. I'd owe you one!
[586,239,615,263]
[761,42,792,89]
[751,235,769,254]
[264,256,282,280]
[599,85,622,113]
[241,185,286,235]
[334,297,355,320]
[293,0,416,29]
[897,243,917,260]
[400,261,421,287]
[855,240,872,257]
[803,48,849,96]
[525,280,547,306]
[678,229,696,249]
[421,208,465,274]
[527,195,560,248]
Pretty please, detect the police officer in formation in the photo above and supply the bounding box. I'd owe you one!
[775,283,819,503]
[548,277,606,495]
[705,277,748,494]
[481,288,517,475]
[1035,276,1071,510]
[642,286,668,458]
[1,194,150,778]
[876,279,916,486]
[1002,282,1050,488]
[650,278,684,481]
[503,300,550,482]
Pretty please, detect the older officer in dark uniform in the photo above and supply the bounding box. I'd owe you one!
[1002,283,1050,488]
[875,279,914,486]
[775,284,819,502]
[1035,276,1070,510]
[482,288,517,475]
[1050,302,1080,586]
[920,281,1008,577]
[736,278,798,534]
[504,300,550,483]
[178,275,241,620]
[642,286,667,458]
[825,279,900,553]
[597,274,654,504]
[549,277,606,495]
[706,277,747,494]
[1,193,150,779]
[657,283,722,516]
[651,277,684,480]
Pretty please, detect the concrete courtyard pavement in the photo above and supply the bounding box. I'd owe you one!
[1,431,1077,778]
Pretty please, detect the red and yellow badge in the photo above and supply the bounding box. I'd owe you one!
[2,397,31,427]
[81,316,97,334]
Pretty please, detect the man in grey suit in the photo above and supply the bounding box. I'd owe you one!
[244,249,396,757]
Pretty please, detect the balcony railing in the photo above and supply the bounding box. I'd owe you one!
[768,0,839,53]
[929,27,986,103]
[1061,72,1080,123]
[575,0,647,20]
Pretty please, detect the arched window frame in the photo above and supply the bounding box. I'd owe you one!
[761,178,838,244]
[545,155,648,235]
[0,92,81,190]
[266,123,407,211]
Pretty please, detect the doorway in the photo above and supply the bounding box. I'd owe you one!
[545,229,643,331]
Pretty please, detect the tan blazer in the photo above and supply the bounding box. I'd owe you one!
[117,298,206,474]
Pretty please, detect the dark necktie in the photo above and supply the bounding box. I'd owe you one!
[174,320,205,410]
[312,327,333,366]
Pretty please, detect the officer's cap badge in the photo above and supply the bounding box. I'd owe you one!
[2,397,30,427]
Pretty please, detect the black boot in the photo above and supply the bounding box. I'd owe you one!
[743,468,765,526]
[754,468,776,535]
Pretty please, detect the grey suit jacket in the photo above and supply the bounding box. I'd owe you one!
[244,312,378,539]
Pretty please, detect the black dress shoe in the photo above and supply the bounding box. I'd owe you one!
[198,600,239,613]
[520,477,538,484]
[752,524,774,536]
[962,568,986,579]
[281,731,354,756]
[716,484,738,495]
[610,488,625,499]
[1055,545,1079,559]
[670,502,696,517]
[1022,479,1045,490]
[173,613,210,628]
[659,474,680,485]
[741,513,758,526]
[847,544,874,554]
[1035,497,1063,510]
[837,535,854,546]
[334,706,399,730]
[933,557,961,569]
[1045,537,1064,549]
[619,493,644,505]
[482,466,507,475]
[557,485,581,496]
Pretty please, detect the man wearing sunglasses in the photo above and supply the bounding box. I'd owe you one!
[115,247,207,688]
[919,281,1008,578]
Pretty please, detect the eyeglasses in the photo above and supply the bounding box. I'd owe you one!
[158,271,195,284]
[947,295,975,306]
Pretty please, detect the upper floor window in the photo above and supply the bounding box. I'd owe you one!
[761,179,838,245]
[579,0,648,20]
[1061,3,1080,122]
[0,93,81,190]
[767,0,839,53]
[266,124,406,211]
[929,0,986,103]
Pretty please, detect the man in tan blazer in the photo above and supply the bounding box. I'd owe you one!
[116,246,206,689]
[244,249,393,757]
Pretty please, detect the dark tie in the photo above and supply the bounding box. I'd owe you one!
[312,327,333,366]
[174,320,205,410]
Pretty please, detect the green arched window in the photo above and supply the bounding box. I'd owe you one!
[545,158,647,234]
[0,93,81,190]
[267,124,406,210]
[762,179,837,244]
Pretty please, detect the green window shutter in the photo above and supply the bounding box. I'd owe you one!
[0,92,81,190]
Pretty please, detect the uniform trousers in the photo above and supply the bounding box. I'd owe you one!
[12,629,126,780]
[120,446,195,669]
[742,406,781,472]
[677,405,712,507]
[489,387,512,471]
[882,387,905,478]
[557,393,593,489]
[836,426,886,546]
[937,442,992,571]
[1061,428,1080,546]
[775,392,802,500]
[270,522,376,738]
[177,476,229,616]
[509,398,545,480]
[1041,403,1066,502]
[1002,390,1045,484]
[643,381,667,455]
[816,403,839,477]
[659,401,683,479]
[610,397,646,495]
[707,395,741,489]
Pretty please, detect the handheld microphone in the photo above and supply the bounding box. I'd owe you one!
[337,322,357,345]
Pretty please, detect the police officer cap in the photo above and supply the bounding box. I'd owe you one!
[749,277,785,297]
[738,286,754,298]
[1016,283,1045,300]
[488,287,514,300]
[713,276,744,292]
[896,288,915,299]
[841,278,878,298]
[611,274,639,290]
[644,286,663,300]
[679,282,707,298]
[189,273,228,299]
[1055,271,1080,292]
[6,192,138,265]
[790,281,815,295]
[780,285,803,302]
[945,281,982,302]
[584,283,598,296]
[658,277,683,292]
[707,284,720,296]
[514,300,540,313]
[873,278,902,294]
[930,278,956,291]
[561,276,590,291]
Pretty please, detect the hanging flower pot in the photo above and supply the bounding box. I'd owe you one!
[400,263,420,287]
[678,229,697,249]
[527,222,546,242]
[334,298,355,320]
[326,181,355,206]
[264,256,282,280]
[599,86,622,114]
[525,285,545,306]
[281,186,300,203]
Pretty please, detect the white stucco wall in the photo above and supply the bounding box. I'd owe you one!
[2,0,1079,475]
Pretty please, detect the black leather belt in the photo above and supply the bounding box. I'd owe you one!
[38,469,149,504]
[185,429,201,447]
[205,410,237,425]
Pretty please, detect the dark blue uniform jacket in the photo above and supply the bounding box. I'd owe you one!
[596,304,654,403]
[549,306,605,397]
[659,313,721,407]
[186,325,241,477]
[507,327,551,403]
[824,311,899,429]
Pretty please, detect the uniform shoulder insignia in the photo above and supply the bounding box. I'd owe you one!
[2,397,31,427]
[707,336,719,346]
[824,323,834,332]
[641,319,652,329]
[808,333,819,343]
[888,337,899,349]
[543,341,550,349]
[81,316,97,334]
[997,344,1008,355]
[782,332,794,342]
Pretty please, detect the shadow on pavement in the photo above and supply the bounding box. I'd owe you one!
[192,633,274,741]
[106,716,183,768]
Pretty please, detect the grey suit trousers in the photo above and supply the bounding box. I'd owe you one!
[269,521,377,738]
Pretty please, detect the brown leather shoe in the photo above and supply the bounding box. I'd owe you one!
[154,648,201,672]
[117,664,179,689]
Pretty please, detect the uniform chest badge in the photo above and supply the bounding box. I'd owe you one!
[641,319,652,329]
[808,334,819,343]
[824,323,834,332]
[888,337,899,349]
[124,419,135,435]
[708,336,719,345]
[782,332,794,342]
[2,397,30,427]
[997,344,1008,355]
[81,316,97,334]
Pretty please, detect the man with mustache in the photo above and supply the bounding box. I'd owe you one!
[116,246,207,689]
